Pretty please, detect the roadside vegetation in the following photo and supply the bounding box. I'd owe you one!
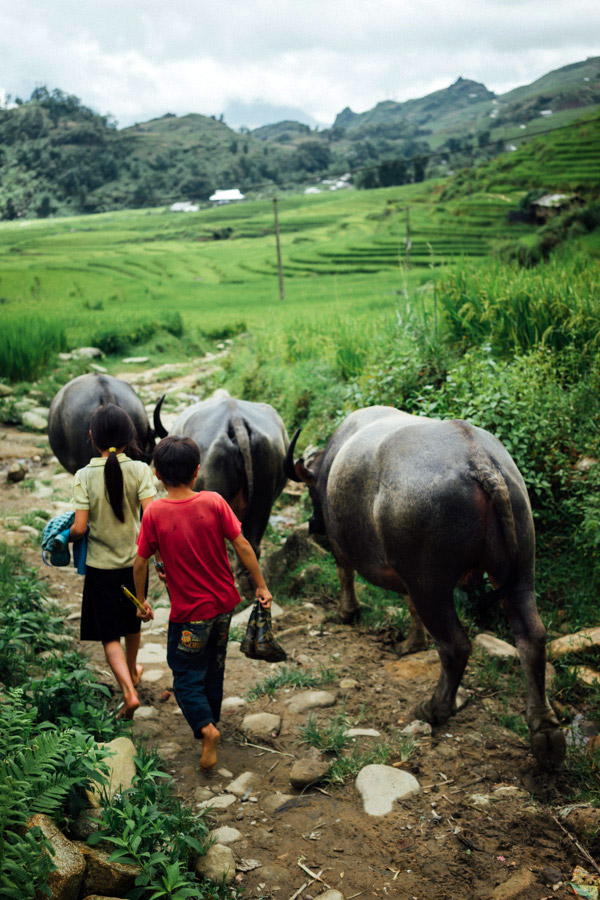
[0,543,230,900]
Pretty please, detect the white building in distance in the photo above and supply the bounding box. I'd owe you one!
[209,189,245,204]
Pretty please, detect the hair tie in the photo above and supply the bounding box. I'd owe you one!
[109,447,117,453]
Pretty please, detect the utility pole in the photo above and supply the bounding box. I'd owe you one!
[273,198,285,300]
[405,206,411,268]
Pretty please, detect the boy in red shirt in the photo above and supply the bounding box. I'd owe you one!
[134,435,272,771]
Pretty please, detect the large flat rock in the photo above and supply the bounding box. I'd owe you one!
[355,764,420,816]
[28,814,85,900]
[137,642,167,664]
[86,737,136,808]
[242,712,282,739]
[550,626,600,657]
[384,649,440,682]
[474,633,519,659]
[288,690,337,715]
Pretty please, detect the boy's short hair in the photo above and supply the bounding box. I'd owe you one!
[153,435,200,487]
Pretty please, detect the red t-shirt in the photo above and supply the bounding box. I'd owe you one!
[137,491,242,622]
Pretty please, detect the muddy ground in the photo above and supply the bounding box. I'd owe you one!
[1,368,597,900]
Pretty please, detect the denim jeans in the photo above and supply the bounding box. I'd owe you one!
[166,612,232,738]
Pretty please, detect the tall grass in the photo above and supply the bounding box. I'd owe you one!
[0,314,67,382]
[438,253,600,359]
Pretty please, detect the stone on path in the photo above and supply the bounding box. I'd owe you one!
[227,641,243,658]
[356,764,420,816]
[455,687,471,711]
[550,626,600,657]
[242,712,281,739]
[137,642,167,664]
[0,383,13,396]
[210,826,243,845]
[22,411,49,431]
[491,869,536,900]
[222,696,248,711]
[135,706,158,719]
[474,633,519,659]
[73,346,103,358]
[572,666,600,686]
[230,600,284,629]
[156,741,182,757]
[345,728,381,738]
[86,737,136,808]
[339,678,358,690]
[77,843,140,897]
[288,690,337,715]
[219,767,233,778]
[6,462,27,483]
[400,720,432,737]
[195,844,235,884]
[315,892,345,900]
[226,771,260,797]
[122,356,149,364]
[261,791,294,815]
[290,758,330,789]
[197,794,237,811]
[28,814,85,900]
[141,668,167,683]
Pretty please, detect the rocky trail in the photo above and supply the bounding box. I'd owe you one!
[1,362,599,900]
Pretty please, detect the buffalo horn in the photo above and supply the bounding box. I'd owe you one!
[153,394,169,439]
[284,428,303,481]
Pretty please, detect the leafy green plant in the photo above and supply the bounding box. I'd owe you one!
[90,746,218,900]
[299,712,351,754]
[327,736,414,784]
[246,664,336,701]
[0,689,109,900]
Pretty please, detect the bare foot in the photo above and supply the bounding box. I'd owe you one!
[199,723,220,771]
[116,689,140,720]
[131,664,143,687]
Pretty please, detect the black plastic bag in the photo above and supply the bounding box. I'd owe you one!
[240,601,287,662]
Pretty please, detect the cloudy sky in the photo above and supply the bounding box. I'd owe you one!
[1,0,598,129]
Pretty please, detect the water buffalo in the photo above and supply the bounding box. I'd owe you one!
[48,373,157,473]
[154,389,289,558]
[285,405,565,769]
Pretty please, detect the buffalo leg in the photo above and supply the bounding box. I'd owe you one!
[412,588,471,725]
[394,597,429,657]
[336,562,361,624]
[502,588,566,769]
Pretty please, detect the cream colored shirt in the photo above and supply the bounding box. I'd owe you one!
[72,454,156,569]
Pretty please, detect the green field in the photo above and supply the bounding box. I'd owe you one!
[0,179,532,350]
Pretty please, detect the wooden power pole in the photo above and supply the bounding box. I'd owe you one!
[273,198,285,300]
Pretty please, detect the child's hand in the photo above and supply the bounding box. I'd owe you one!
[137,601,154,621]
[256,586,272,609]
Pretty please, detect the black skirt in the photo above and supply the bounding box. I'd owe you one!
[80,565,145,642]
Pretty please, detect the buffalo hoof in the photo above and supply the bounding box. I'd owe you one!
[530,727,566,770]
[415,698,450,727]
[394,635,429,658]
[337,607,362,626]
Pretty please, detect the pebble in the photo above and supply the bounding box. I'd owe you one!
[135,706,158,719]
[194,786,215,802]
[241,712,282,739]
[210,826,243,845]
[339,678,358,690]
[345,728,381,738]
[289,758,330,789]
[21,411,48,432]
[288,690,337,715]
[473,633,519,659]
[195,843,235,884]
[18,525,39,536]
[218,768,233,778]
[355,764,420,816]
[226,771,260,798]
[6,462,28,483]
[400,720,433,736]
[221,696,248,710]
[261,792,294,815]
[122,356,150,364]
[156,741,182,757]
[141,668,166,683]
[197,794,237,811]
[315,892,345,900]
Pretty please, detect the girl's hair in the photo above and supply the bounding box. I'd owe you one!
[90,404,138,522]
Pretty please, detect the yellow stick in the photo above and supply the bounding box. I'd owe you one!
[121,584,146,613]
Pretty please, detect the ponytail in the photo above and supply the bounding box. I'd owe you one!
[90,404,138,523]
[105,447,125,522]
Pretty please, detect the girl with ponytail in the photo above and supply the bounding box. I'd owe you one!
[69,403,157,719]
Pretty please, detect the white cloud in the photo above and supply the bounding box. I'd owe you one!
[0,0,598,126]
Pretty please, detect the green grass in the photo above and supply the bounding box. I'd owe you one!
[246,664,335,701]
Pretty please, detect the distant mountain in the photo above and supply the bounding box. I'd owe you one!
[222,100,319,131]
[0,58,598,218]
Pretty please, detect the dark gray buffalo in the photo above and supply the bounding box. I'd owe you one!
[154,389,289,557]
[48,373,156,473]
[285,405,565,769]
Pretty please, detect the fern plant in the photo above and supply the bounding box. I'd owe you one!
[0,690,109,900]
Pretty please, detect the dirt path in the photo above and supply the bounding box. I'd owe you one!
[0,377,592,899]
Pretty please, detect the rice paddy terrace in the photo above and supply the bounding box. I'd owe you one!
[0,180,530,343]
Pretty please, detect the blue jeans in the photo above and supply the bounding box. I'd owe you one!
[166,612,232,738]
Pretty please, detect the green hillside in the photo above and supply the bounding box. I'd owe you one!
[1,58,599,220]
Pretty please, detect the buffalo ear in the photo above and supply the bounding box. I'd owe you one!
[294,460,315,487]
